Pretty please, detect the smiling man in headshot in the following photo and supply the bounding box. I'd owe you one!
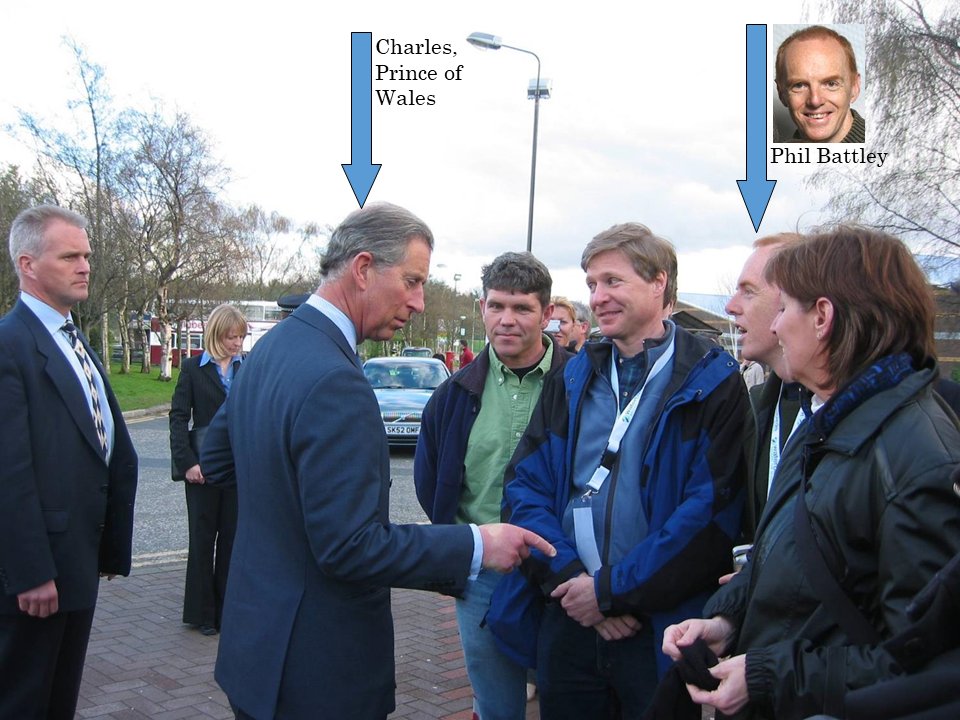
[776,25,864,143]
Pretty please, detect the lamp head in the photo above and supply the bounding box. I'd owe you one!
[528,78,552,99]
[467,32,502,50]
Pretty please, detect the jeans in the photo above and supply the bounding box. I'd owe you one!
[536,602,657,720]
[456,568,528,720]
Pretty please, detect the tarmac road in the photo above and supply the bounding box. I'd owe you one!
[126,415,429,565]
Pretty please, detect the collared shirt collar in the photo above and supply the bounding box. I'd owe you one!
[20,291,72,333]
[21,291,116,461]
[306,293,358,352]
[612,319,674,364]
[199,350,242,367]
[488,334,554,381]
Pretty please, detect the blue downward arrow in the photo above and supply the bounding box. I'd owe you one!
[342,32,381,208]
[737,24,776,233]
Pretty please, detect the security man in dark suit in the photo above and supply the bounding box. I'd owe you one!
[0,205,138,719]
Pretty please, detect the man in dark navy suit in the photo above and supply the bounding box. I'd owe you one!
[0,205,138,719]
[201,202,554,719]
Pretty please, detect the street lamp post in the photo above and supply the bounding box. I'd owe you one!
[467,32,550,253]
[452,273,462,352]
[471,296,481,348]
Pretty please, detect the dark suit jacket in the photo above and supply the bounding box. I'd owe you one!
[169,354,239,479]
[935,377,960,418]
[0,299,138,614]
[201,302,475,719]
[744,373,802,541]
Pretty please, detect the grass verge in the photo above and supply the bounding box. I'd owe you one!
[107,362,180,413]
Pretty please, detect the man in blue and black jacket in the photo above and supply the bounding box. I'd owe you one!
[488,222,750,719]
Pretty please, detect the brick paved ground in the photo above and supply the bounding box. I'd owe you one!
[76,560,540,719]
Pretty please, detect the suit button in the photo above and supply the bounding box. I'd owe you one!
[97,523,105,532]
[100,485,109,494]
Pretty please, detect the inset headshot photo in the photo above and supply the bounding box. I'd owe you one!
[772,24,866,144]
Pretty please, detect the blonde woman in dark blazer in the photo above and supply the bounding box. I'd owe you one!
[169,304,246,635]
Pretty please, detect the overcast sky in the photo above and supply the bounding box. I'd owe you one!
[0,0,839,305]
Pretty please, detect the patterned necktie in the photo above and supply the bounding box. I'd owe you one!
[62,322,108,457]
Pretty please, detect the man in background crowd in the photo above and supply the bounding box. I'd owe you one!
[459,338,474,367]
[740,359,765,389]
[572,300,595,347]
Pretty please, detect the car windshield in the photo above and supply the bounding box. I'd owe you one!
[364,361,448,390]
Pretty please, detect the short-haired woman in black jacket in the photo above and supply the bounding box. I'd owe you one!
[663,227,960,719]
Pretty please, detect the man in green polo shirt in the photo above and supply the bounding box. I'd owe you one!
[415,252,570,720]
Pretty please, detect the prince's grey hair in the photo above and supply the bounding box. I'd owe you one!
[320,202,434,280]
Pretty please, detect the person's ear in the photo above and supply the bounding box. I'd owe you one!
[17,253,34,280]
[652,271,667,296]
[775,80,789,107]
[542,303,555,330]
[350,252,374,290]
[814,297,834,342]
[849,72,861,105]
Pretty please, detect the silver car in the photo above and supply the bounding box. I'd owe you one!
[363,357,450,446]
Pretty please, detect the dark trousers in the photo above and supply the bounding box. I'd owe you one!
[0,606,95,720]
[183,482,237,628]
[536,603,658,720]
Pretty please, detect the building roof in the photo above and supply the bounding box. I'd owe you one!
[671,309,721,337]
[672,297,735,351]
[678,292,731,317]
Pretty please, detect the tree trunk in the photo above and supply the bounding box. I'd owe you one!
[156,285,173,381]
[100,311,110,374]
[117,283,131,374]
[117,307,131,374]
[139,302,151,374]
